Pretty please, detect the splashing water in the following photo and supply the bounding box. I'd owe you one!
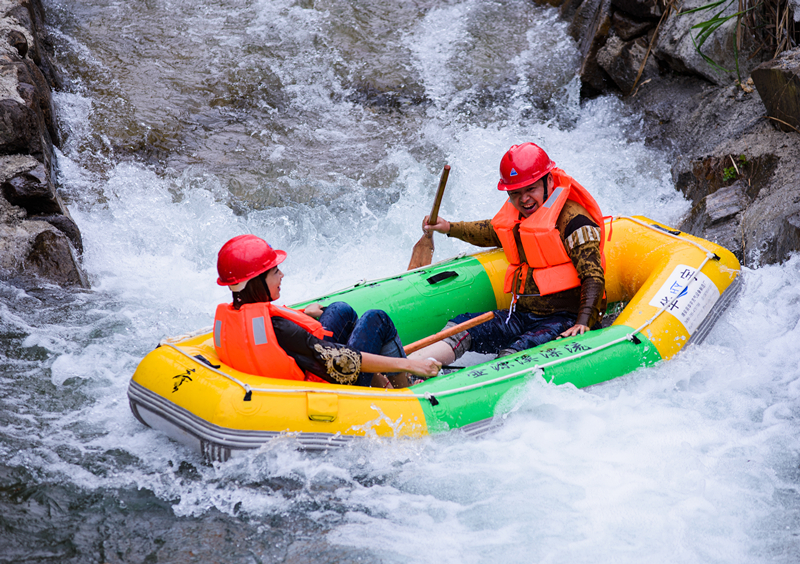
[1,0,797,562]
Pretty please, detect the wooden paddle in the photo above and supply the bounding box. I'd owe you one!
[403,311,494,355]
[407,164,450,270]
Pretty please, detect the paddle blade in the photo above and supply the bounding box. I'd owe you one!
[407,232,434,270]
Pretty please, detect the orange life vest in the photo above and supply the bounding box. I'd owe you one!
[491,168,605,296]
[213,302,333,382]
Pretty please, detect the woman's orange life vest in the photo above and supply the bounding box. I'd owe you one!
[213,302,333,382]
[491,168,605,296]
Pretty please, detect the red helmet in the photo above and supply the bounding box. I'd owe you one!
[497,142,556,191]
[216,234,286,288]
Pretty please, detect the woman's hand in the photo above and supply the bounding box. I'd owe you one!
[361,354,442,380]
[423,215,450,235]
[560,323,590,338]
[405,357,442,379]
[303,303,324,319]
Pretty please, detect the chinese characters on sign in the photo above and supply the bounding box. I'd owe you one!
[648,265,720,334]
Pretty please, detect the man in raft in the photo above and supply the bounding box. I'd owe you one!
[412,142,606,365]
[214,235,441,388]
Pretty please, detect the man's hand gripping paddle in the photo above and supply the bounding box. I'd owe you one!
[407,164,450,270]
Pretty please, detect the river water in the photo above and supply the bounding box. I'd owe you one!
[1,0,798,562]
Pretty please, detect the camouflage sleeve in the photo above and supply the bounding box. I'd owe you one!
[448,220,502,248]
[565,228,605,327]
[565,227,604,283]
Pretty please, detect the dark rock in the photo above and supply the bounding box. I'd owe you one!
[35,214,83,254]
[682,180,748,231]
[7,29,28,58]
[0,196,86,287]
[611,10,655,40]
[610,0,662,20]
[569,0,614,95]
[654,0,766,86]
[6,0,63,89]
[751,48,800,133]
[18,57,58,144]
[0,58,56,165]
[559,0,587,21]
[0,154,65,215]
[702,220,743,260]
[704,181,748,224]
[680,181,748,260]
[23,229,87,287]
[673,152,779,206]
[0,95,42,156]
[776,212,800,264]
[597,34,658,94]
[629,73,765,155]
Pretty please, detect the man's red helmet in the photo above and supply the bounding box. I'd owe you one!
[497,142,556,191]
[216,234,286,289]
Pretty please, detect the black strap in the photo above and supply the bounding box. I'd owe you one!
[193,354,221,369]
[427,271,458,284]
[650,224,681,236]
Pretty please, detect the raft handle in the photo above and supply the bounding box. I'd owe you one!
[427,271,458,285]
[627,333,642,345]
[193,354,221,369]
[649,224,682,236]
[424,393,439,406]
[243,386,253,402]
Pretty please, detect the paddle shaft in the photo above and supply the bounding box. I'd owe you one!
[403,311,494,355]
[407,164,450,270]
[427,164,450,226]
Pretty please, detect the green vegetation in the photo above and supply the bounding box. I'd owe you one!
[682,0,756,81]
[723,154,748,182]
[680,0,798,83]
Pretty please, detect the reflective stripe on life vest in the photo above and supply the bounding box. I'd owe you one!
[213,302,332,380]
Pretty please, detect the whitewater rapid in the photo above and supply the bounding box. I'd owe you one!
[0,0,797,562]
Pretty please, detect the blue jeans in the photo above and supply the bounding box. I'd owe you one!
[451,309,577,354]
[319,302,406,387]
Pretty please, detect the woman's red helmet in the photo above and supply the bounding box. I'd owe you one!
[497,142,556,191]
[216,234,286,289]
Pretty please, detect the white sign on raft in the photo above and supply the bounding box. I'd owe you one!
[648,264,720,334]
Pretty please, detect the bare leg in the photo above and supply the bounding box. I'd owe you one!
[408,341,455,366]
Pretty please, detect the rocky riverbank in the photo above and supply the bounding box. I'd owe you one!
[0,0,797,290]
[553,0,800,265]
[0,0,85,287]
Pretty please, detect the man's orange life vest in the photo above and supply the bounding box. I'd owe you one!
[213,302,332,381]
[491,168,605,296]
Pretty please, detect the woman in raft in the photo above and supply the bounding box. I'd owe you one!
[212,235,441,388]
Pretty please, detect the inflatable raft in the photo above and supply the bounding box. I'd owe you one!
[128,216,742,461]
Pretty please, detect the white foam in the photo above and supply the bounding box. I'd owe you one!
[13,0,799,561]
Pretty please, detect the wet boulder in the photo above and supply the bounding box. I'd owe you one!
[0,55,56,164]
[751,47,800,134]
[1,154,63,213]
[0,195,87,287]
[653,0,764,85]
[610,0,662,20]
[611,10,656,41]
[672,121,800,266]
[679,181,748,260]
[597,33,659,94]
[569,0,614,95]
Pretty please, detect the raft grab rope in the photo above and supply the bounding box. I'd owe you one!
[164,217,733,404]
